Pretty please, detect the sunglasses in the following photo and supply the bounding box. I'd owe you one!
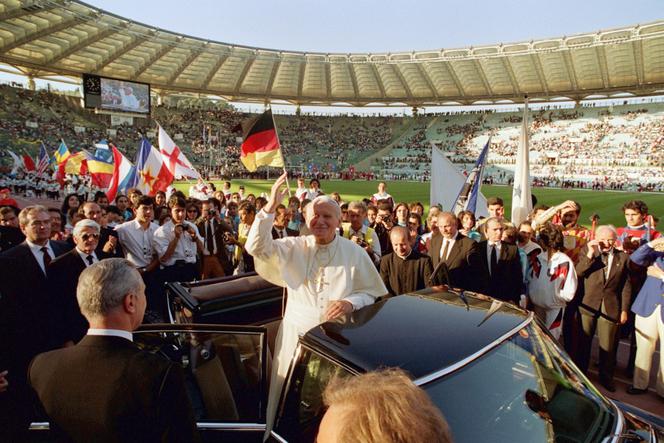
[81,233,100,241]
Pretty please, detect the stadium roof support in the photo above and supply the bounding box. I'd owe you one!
[0,0,663,106]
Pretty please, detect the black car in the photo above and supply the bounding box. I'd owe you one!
[31,273,663,442]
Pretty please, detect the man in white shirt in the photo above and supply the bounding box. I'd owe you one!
[115,196,162,315]
[153,197,203,285]
[245,172,386,434]
[294,177,307,201]
[341,201,381,266]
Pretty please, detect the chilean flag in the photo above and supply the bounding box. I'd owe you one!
[132,137,173,196]
[158,125,200,179]
[237,109,284,172]
[106,144,136,202]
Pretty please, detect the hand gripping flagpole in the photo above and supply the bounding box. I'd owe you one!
[269,107,292,198]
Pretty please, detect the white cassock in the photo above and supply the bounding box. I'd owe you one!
[245,209,387,434]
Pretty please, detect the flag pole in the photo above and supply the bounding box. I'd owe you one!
[269,107,292,198]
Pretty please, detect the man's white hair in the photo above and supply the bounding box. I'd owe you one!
[596,224,618,237]
[77,258,144,318]
[73,219,100,238]
[305,196,341,222]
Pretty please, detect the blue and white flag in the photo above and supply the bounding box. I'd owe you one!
[94,139,113,163]
[451,137,490,215]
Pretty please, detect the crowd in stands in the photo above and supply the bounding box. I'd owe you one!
[0,84,662,193]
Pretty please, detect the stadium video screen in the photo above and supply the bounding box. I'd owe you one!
[82,74,150,114]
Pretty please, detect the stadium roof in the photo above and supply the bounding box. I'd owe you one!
[1,0,663,106]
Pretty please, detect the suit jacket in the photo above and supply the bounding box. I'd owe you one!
[429,232,487,293]
[48,248,109,344]
[478,241,523,303]
[0,240,69,434]
[29,335,199,443]
[196,217,233,271]
[0,225,25,252]
[271,226,299,239]
[576,248,632,322]
[629,242,664,322]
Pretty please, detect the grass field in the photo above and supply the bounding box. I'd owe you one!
[174,180,664,228]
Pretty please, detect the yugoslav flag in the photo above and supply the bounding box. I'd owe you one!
[133,137,173,196]
[237,109,284,172]
[158,125,200,179]
[106,144,136,202]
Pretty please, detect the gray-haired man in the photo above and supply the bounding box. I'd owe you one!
[30,259,199,442]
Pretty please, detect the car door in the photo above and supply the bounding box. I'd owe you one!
[166,272,284,327]
[30,324,269,443]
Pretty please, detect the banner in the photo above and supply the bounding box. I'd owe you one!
[110,115,134,126]
[430,145,488,217]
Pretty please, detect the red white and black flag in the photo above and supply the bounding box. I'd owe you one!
[237,109,284,172]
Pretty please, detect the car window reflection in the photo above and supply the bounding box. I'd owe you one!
[423,324,615,443]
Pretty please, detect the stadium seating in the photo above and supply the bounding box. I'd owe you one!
[0,83,661,191]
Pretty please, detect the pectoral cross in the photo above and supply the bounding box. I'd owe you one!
[313,267,330,293]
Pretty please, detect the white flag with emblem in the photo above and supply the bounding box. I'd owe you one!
[511,98,532,226]
[158,125,200,179]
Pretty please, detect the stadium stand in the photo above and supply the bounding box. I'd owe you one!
[0,83,662,191]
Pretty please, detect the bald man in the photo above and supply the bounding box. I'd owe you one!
[575,225,632,392]
[380,226,433,297]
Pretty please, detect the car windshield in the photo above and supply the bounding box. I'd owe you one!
[422,322,616,443]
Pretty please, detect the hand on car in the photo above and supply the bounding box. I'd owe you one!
[325,300,353,321]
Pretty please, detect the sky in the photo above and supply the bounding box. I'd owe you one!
[2,0,662,114]
[85,0,661,53]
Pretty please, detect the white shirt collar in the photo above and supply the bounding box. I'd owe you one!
[87,328,133,342]
[76,248,99,266]
[26,238,52,253]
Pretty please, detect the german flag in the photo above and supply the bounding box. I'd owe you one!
[238,109,284,172]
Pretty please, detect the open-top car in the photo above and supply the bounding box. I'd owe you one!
[31,273,663,442]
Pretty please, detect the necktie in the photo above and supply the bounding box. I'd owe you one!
[206,221,215,254]
[86,255,94,266]
[490,245,498,276]
[601,252,609,281]
[40,246,51,269]
[441,240,449,262]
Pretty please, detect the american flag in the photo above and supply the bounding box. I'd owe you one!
[36,142,50,174]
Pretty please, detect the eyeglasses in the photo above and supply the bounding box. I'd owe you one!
[81,233,100,241]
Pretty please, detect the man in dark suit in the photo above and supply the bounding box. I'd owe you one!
[429,212,487,293]
[575,225,632,392]
[49,219,107,345]
[0,205,69,439]
[29,258,199,442]
[197,199,234,278]
[478,218,523,304]
[79,201,124,258]
[271,204,299,239]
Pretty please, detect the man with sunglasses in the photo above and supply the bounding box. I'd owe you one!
[49,219,110,345]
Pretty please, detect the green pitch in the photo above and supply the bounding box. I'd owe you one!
[174,180,664,228]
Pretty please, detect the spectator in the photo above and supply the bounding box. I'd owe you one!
[318,368,452,443]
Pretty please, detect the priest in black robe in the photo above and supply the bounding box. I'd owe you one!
[380,226,433,297]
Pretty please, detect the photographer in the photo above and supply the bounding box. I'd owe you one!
[153,197,203,284]
[373,202,395,256]
[196,199,234,278]
[341,201,381,266]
